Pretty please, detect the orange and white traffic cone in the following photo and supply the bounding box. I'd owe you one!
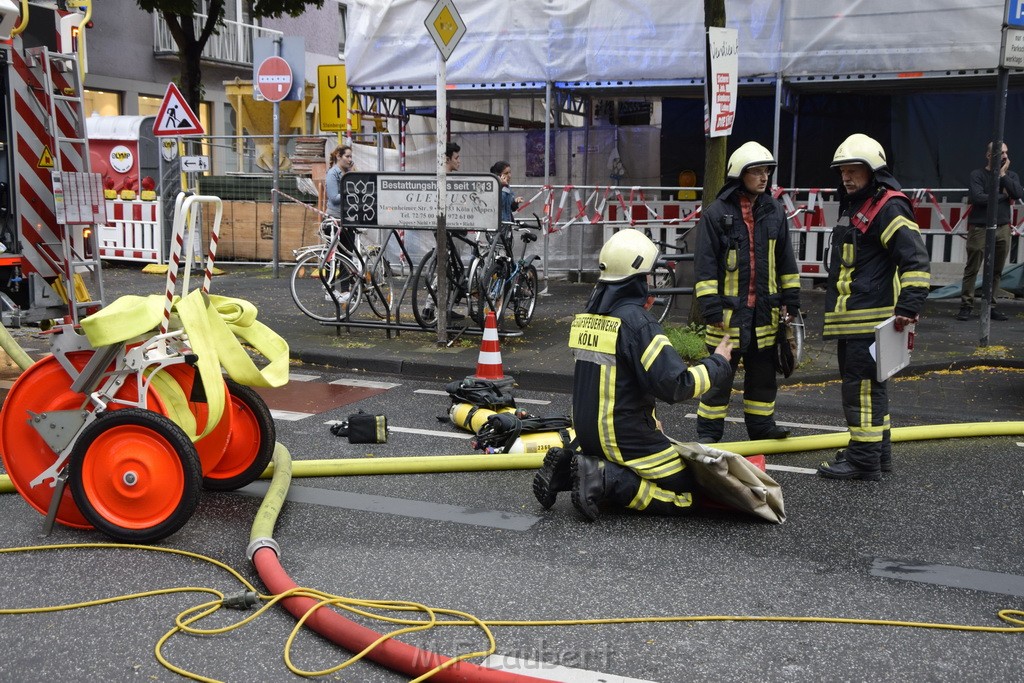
[469,311,512,384]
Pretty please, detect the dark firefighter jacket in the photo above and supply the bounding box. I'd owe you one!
[570,276,731,475]
[694,182,801,350]
[823,173,931,339]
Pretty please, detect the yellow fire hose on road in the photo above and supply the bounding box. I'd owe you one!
[3,420,1024,494]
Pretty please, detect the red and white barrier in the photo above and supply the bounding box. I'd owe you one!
[98,199,163,263]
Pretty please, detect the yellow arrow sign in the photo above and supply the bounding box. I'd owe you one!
[318,64,349,132]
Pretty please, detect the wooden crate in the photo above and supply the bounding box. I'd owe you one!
[203,200,320,261]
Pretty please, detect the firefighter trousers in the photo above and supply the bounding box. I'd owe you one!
[837,338,891,469]
[593,451,698,515]
[696,335,779,441]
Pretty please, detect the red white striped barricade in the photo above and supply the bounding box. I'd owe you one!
[98,199,163,263]
[160,193,223,335]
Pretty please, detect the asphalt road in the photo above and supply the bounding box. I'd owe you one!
[1,360,1022,682]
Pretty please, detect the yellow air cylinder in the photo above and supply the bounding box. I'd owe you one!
[506,429,575,454]
[448,402,517,434]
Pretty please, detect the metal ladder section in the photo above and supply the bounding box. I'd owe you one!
[27,46,104,323]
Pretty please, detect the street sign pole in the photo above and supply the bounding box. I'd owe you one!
[435,49,448,344]
[982,1,1019,345]
[271,39,283,278]
[425,0,466,344]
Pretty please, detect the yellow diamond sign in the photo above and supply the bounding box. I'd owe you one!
[425,0,466,61]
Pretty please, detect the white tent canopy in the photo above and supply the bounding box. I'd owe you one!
[346,0,1008,89]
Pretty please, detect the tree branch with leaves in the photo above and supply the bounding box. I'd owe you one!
[137,0,325,112]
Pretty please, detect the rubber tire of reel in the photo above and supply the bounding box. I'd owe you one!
[201,378,276,491]
[69,408,202,543]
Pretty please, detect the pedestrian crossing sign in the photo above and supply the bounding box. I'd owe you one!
[153,83,204,137]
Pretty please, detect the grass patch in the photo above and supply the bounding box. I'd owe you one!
[664,323,708,363]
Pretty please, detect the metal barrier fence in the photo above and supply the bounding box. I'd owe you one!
[91,131,1022,285]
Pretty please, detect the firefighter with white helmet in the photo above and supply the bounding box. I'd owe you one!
[693,141,801,443]
[532,229,734,521]
[818,133,930,481]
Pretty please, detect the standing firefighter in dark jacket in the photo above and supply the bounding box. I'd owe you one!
[532,229,734,521]
[693,141,801,443]
[818,134,930,481]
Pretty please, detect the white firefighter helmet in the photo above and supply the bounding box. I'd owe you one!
[598,229,659,282]
[831,133,888,171]
[726,141,776,179]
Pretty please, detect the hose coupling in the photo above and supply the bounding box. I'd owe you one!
[246,536,280,562]
[222,591,260,610]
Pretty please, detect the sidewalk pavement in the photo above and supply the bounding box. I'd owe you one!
[87,263,1024,393]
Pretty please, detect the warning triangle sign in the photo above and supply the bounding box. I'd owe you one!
[37,146,54,168]
[153,83,204,137]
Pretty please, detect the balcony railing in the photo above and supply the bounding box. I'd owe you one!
[153,13,283,67]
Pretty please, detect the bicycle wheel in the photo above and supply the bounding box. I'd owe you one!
[290,251,362,322]
[411,249,439,328]
[648,263,676,324]
[466,256,487,325]
[482,257,511,325]
[513,264,539,328]
[363,248,394,319]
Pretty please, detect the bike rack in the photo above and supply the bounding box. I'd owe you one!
[315,225,525,338]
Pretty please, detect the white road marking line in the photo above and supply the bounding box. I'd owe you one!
[287,373,320,382]
[324,420,472,439]
[683,413,846,432]
[766,464,819,475]
[271,410,314,422]
[415,388,550,405]
[390,426,473,439]
[331,378,402,389]
[479,655,655,683]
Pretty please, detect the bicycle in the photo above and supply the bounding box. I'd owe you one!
[647,231,694,324]
[478,216,541,329]
[410,229,489,329]
[290,217,395,323]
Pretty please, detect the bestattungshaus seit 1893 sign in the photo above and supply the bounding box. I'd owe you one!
[341,173,501,230]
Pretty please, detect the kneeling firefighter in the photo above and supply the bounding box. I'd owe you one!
[532,229,734,521]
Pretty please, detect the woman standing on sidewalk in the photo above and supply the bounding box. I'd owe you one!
[324,145,356,304]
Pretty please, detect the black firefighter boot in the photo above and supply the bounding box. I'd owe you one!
[570,453,607,522]
[570,454,644,522]
[532,447,576,509]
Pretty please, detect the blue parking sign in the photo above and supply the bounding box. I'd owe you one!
[1009,0,1024,28]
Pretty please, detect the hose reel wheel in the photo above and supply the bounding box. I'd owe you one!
[68,407,202,543]
[0,352,170,529]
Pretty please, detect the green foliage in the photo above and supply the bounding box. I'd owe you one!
[137,1,325,18]
[664,323,708,363]
[251,0,326,18]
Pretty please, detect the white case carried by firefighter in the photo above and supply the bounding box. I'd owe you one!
[873,316,914,382]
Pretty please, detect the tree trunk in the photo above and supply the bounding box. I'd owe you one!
[180,41,204,114]
[160,2,223,115]
[689,0,728,326]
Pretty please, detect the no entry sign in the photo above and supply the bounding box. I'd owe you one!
[256,56,292,102]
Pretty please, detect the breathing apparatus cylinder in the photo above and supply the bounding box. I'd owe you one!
[505,428,576,454]
[448,402,517,434]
